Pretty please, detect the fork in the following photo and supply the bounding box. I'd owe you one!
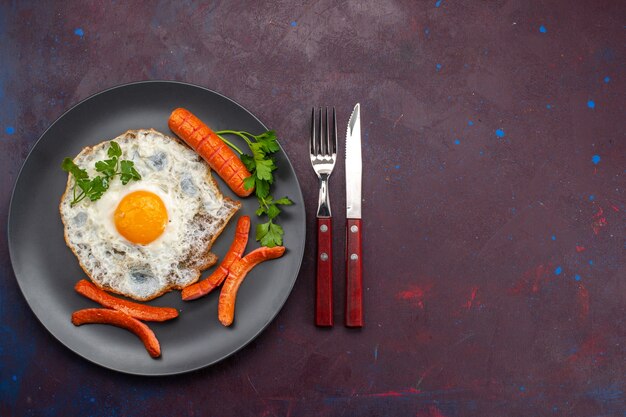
[310,107,337,327]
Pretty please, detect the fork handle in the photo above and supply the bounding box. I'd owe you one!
[316,217,333,326]
[345,218,363,327]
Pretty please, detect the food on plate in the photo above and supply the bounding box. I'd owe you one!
[60,129,240,301]
[75,279,179,322]
[168,108,254,198]
[71,308,161,358]
[168,108,294,247]
[181,216,251,301]
[218,245,286,326]
[214,127,294,247]
[62,141,141,206]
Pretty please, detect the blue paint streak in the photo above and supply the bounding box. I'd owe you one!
[551,235,556,241]
[454,139,460,145]
[592,154,601,165]
[74,27,84,37]
[374,345,379,360]
[587,100,595,109]
[0,325,35,410]
[519,386,526,392]
[394,164,400,169]
[424,28,430,35]
[436,63,442,71]
[586,384,624,404]
[554,266,562,275]
[495,129,505,138]
[479,150,484,155]
[290,21,297,27]
[468,120,474,126]
[589,195,595,201]
[604,76,610,83]
[589,260,593,266]
[575,275,581,281]
[546,104,552,109]
[435,0,442,7]
[5,126,14,134]
[539,25,547,33]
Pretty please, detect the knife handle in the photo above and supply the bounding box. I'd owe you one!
[345,218,363,327]
[315,217,333,326]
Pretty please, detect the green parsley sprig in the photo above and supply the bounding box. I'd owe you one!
[215,130,293,247]
[62,141,141,207]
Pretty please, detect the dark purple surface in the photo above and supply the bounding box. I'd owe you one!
[1,1,624,416]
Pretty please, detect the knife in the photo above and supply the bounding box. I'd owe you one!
[345,103,363,327]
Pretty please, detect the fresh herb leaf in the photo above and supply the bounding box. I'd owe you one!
[254,178,270,199]
[254,158,275,181]
[257,221,284,247]
[62,142,141,206]
[241,154,256,172]
[256,131,280,153]
[256,221,269,241]
[108,141,122,158]
[77,178,92,194]
[95,158,118,177]
[274,197,294,206]
[243,175,256,191]
[62,158,88,180]
[215,129,294,247]
[267,204,281,220]
[120,160,141,185]
[87,176,108,201]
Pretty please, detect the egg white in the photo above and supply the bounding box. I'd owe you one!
[60,129,240,300]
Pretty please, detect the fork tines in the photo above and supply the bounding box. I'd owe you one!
[310,107,337,159]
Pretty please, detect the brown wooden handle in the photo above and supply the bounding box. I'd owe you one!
[316,217,333,326]
[345,218,363,327]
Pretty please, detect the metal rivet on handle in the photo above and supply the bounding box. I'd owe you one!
[320,224,328,232]
[350,254,358,260]
[350,225,359,233]
[320,252,329,261]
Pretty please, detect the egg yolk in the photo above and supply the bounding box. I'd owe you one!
[114,191,168,245]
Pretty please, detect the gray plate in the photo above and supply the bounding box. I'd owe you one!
[7,81,306,375]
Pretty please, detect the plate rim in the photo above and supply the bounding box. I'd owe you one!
[7,79,307,376]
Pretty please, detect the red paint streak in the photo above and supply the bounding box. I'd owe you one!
[365,387,421,398]
[610,204,620,212]
[591,206,607,235]
[463,287,480,310]
[577,283,590,319]
[567,333,606,365]
[397,285,431,309]
[368,391,403,398]
[575,245,586,252]
[509,264,552,295]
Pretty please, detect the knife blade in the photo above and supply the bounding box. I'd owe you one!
[345,103,363,327]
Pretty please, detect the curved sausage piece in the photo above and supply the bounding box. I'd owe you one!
[168,108,253,197]
[182,216,251,301]
[75,280,178,322]
[71,308,161,358]
[218,246,285,326]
